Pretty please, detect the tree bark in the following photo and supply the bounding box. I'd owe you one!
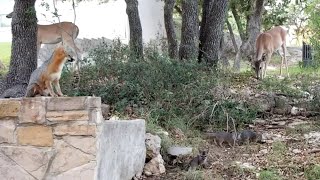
[125,0,144,59]
[226,19,239,53]
[198,0,213,62]
[200,0,229,66]
[179,0,199,60]
[234,0,264,72]
[164,0,178,59]
[230,0,245,41]
[0,0,37,98]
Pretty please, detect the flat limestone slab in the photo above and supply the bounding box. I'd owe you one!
[97,119,146,180]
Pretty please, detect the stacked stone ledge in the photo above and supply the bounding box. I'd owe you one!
[0,96,103,180]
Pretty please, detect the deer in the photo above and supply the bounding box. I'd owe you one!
[251,26,289,79]
[6,11,81,72]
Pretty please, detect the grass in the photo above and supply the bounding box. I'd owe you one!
[305,165,320,180]
[259,170,282,180]
[0,42,11,66]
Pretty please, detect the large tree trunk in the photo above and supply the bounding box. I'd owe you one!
[198,0,213,62]
[234,0,264,72]
[179,0,199,60]
[0,0,37,98]
[125,0,144,59]
[164,0,178,59]
[199,0,229,66]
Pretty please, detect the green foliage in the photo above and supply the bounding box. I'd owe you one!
[262,0,291,30]
[259,170,282,180]
[306,0,320,68]
[61,40,258,133]
[184,170,205,180]
[257,77,302,97]
[0,42,11,66]
[305,165,320,180]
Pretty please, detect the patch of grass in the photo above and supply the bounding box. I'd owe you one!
[259,170,282,180]
[268,141,287,164]
[184,170,205,180]
[0,42,11,66]
[285,124,318,135]
[305,165,320,180]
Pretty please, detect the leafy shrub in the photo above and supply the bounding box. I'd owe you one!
[61,40,258,133]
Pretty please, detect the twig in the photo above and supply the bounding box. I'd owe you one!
[307,149,320,154]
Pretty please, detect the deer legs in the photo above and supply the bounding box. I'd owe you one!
[280,44,289,78]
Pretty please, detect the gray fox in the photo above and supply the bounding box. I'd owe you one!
[25,46,74,97]
[188,150,208,170]
[237,130,262,145]
[205,131,237,148]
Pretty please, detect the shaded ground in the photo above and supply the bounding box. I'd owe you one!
[149,115,320,180]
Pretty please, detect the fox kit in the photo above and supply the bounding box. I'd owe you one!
[205,131,237,148]
[237,130,263,145]
[25,46,74,97]
[188,150,208,170]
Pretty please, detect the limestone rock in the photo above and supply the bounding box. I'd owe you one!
[19,97,46,124]
[0,99,20,118]
[17,126,53,147]
[63,136,96,155]
[46,110,89,121]
[167,146,193,156]
[50,162,95,180]
[53,122,96,136]
[97,119,146,180]
[0,152,35,180]
[49,140,94,175]
[0,146,53,179]
[0,120,15,143]
[145,133,161,159]
[143,154,166,176]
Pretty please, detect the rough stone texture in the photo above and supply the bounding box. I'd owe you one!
[19,97,46,124]
[53,122,96,136]
[52,162,96,180]
[145,133,161,159]
[63,136,96,155]
[47,97,88,111]
[143,154,166,176]
[49,140,95,176]
[86,97,101,109]
[46,110,89,122]
[167,146,193,156]
[0,146,53,179]
[0,152,35,180]
[0,120,15,144]
[89,108,103,124]
[17,126,53,147]
[0,99,20,118]
[97,119,146,180]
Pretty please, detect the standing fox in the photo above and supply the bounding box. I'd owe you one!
[25,46,74,97]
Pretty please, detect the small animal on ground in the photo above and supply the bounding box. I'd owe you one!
[204,131,237,148]
[188,150,208,170]
[25,45,74,97]
[237,130,263,145]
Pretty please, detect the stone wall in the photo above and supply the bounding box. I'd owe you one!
[0,96,146,180]
[0,96,103,180]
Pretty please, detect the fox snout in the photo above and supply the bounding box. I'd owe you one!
[67,55,75,62]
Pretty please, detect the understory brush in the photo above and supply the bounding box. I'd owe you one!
[60,40,260,134]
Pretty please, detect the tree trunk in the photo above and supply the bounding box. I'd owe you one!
[200,0,229,66]
[234,0,264,72]
[164,0,178,59]
[125,0,143,59]
[0,0,37,98]
[179,0,199,60]
[230,0,245,41]
[226,19,239,53]
[198,0,213,62]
